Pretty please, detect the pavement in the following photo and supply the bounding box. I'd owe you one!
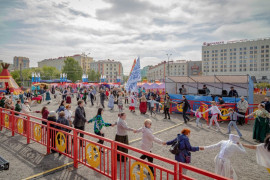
[0,97,269,180]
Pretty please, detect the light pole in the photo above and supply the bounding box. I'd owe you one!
[166,53,172,81]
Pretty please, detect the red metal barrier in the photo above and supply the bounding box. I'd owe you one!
[0,107,231,180]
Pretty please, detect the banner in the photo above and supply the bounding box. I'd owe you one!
[125,57,141,92]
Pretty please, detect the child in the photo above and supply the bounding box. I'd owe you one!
[222,108,245,137]
[191,109,203,127]
[147,96,158,116]
[117,92,124,113]
[203,101,221,131]
[129,93,136,112]
[134,119,164,175]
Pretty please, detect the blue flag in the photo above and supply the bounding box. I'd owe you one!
[125,57,141,92]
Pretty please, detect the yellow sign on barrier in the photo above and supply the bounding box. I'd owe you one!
[17,118,24,134]
[33,124,42,141]
[220,109,229,120]
[267,168,270,174]
[177,104,183,112]
[4,114,9,128]
[56,132,66,152]
[130,161,154,180]
[85,143,100,168]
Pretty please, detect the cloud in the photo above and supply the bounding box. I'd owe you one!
[0,0,269,75]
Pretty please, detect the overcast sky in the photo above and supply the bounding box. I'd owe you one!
[0,0,270,75]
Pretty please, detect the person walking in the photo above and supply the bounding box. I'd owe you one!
[134,119,164,176]
[82,89,88,104]
[163,94,176,119]
[45,89,51,104]
[237,96,248,125]
[177,95,191,123]
[117,92,124,113]
[73,100,87,146]
[19,91,24,104]
[124,91,129,104]
[203,101,222,131]
[108,92,115,110]
[164,128,201,175]
[246,103,270,143]
[223,108,245,137]
[190,109,203,127]
[115,112,135,161]
[261,97,270,112]
[155,94,161,113]
[88,108,115,147]
[100,90,106,108]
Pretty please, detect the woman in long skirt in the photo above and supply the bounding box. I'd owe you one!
[108,92,115,110]
[139,94,147,114]
[246,103,270,142]
[66,90,72,104]
[129,93,136,112]
[45,89,51,104]
[115,113,135,161]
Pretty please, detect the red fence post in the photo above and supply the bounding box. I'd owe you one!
[179,163,183,180]
[11,111,15,136]
[111,142,116,180]
[47,121,51,154]
[174,162,178,180]
[73,129,78,168]
[27,116,30,144]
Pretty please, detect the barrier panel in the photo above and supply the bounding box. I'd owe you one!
[0,107,231,180]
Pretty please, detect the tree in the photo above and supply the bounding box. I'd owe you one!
[62,57,83,82]
[87,70,101,82]
[41,66,60,80]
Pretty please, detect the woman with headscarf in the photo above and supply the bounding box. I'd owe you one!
[129,92,136,112]
[139,94,147,114]
[246,103,270,143]
[200,134,246,179]
[108,92,115,110]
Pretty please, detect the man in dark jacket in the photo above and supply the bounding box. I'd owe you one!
[100,90,106,108]
[228,86,238,97]
[177,95,191,123]
[261,97,270,112]
[73,100,87,146]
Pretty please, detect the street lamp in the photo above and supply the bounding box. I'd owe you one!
[166,53,172,81]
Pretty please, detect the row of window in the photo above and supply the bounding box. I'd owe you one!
[203,45,270,54]
[204,68,269,72]
[203,50,269,57]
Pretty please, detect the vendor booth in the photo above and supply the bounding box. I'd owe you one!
[165,75,254,104]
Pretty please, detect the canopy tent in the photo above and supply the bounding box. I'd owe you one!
[0,63,21,95]
[165,75,254,103]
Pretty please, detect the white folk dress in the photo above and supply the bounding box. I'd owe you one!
[256,143,270,169]
[204,140,246,180]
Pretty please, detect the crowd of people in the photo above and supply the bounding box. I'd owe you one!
[0,85,270,179]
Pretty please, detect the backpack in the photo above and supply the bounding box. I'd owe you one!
[169,137,180,155]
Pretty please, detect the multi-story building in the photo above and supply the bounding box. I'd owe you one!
[38,54,93,72]
[202,37,270,81]
[147,60,201,82]
[90,59,123,83]
[13,56,29,70]
[141,65,152,78]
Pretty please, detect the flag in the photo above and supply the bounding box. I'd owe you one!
[125,57,141,92]
[129,59,136,76]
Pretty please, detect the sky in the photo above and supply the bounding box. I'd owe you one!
[0,0,270,75]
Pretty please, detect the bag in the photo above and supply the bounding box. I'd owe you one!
[183,151,191,163]
[169,137,180,155]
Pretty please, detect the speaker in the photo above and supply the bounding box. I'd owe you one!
[198,89,206,95]
[222,90,228,96]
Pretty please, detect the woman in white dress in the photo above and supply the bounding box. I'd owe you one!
[200,134,246,180]
[240,134,270,174]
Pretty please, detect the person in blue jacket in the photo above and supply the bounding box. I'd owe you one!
[164,128,202,174]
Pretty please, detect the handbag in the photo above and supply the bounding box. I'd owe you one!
[169,137,180,155]
[183,151,191,163]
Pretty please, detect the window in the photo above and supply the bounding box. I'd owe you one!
[215,50,218,52]
[240,56,242,59]
[234,48,236,51]
[244,52,247,55]
[240,48,242,51]
[250,55,253,58]
[244,47,247,50]
[230,57,232,60]
[212,50,214,53]
[230,53,233,55]
[266,45,269,48]
[221,49,223,52]
[261,50,264,53]
[266,50,269,53]
[224,57,227,60]
[230,49,232,52]
[261,68,264,71]
[250,47,253,50]
[224,49,227,52]
[240,52,242,55]
[254,46,257,49]
[250,51,253,54]
[261,46,264,48]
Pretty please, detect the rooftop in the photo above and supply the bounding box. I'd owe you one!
[203,37,270,47]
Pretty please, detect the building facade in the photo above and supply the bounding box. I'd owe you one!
[38,54,93,72]
[13,56,29,70]
[141,65,152,78]
[202,37,270,81]
[147,60,201,82]
[90,59,123,83]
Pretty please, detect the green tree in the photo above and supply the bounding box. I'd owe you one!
[87,70,101,82]
[62,57,83,82]
[41,66,60,80]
